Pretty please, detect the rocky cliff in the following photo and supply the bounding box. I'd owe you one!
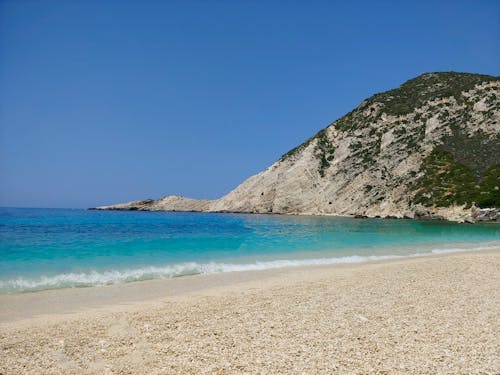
[93,72,500,222]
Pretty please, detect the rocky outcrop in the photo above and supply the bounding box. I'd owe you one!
[92,196,212,212]
[93,72,500,222]
[465,208,500,223]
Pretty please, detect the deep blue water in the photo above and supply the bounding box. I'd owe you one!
[0,207,499,293]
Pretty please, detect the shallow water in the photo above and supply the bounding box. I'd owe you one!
[0,207,499,293]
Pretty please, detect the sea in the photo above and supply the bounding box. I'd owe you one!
[1,207,499,293]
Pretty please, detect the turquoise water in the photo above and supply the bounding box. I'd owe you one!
[1,207,499,293]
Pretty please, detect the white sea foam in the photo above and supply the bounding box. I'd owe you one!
[1,242,499,293]
[429,243,497,254]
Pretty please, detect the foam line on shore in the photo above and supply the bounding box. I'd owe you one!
[1,242,499,293]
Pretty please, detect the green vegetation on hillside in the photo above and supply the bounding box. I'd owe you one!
[440,129,500,179]
[479,165,500,207]
[367,72,499,116]
[279,128,336,177]
[315,130,335,177]
[281,72,498,162]
[348,135,382,167]
[414,148,499,208]
[279,72,499,204]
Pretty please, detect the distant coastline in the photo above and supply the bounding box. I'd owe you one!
[91,198,500,223]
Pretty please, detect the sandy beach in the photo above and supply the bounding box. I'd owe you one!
[1,250,499,374]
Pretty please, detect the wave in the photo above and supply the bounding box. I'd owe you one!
[1,243,498,293]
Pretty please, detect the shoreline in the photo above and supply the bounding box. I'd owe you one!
[0,248,498,324]
[90,203,500,224]
[1,249,499,373]
[2,240,500,296]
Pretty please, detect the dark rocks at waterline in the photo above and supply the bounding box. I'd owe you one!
[472,208,500,222]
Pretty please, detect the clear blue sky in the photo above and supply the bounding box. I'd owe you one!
[1,0,499,208]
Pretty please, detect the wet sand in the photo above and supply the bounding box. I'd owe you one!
[1,250,499,374]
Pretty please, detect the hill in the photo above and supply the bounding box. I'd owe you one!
[94,72,500,222]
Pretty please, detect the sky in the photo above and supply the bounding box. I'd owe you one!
[1,0,499,208]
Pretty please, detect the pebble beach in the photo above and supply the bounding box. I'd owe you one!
[1,250,499,374]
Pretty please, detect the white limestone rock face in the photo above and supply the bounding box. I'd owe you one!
[210,141,324,214]
[94,73,500,222]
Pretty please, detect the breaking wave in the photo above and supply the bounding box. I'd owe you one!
[1,242,498,293]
